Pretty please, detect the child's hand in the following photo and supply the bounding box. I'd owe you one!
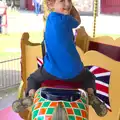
[29,89,36,97]
[70,6,81,24]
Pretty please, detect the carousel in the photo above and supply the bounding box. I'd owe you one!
[1,0,120,119]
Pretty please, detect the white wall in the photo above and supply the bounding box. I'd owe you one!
[98,0,101,15]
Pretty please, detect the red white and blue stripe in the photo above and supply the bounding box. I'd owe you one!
[87,66,111,111]
[37,57,43,67]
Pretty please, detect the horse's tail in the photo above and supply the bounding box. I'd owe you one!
[52,103,68,120]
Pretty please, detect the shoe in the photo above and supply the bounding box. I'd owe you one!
[88,94,108,117]
[12,96,33,113]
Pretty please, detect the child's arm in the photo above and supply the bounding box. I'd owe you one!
[70,5,81,24]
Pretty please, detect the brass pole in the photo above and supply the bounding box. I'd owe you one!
[93,0,98,38]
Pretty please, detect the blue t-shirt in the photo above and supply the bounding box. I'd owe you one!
[43,12,83,79]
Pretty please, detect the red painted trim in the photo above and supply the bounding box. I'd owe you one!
[41,80,82,89]
[89,41,120,62]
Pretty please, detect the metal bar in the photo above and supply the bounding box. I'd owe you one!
[93,0,98,38]
[0,58,20,63]
[0,57,21,90]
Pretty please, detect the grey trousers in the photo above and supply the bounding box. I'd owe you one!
[26,66,96,96]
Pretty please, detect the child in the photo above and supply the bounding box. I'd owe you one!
[12,0,107,117]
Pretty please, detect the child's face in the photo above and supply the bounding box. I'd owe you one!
[53,0,72,15]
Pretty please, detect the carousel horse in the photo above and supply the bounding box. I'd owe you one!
[14,0,120,120]
[32,79,88,120]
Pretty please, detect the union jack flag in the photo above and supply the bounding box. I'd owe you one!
[37,57,43,67]
[36,57,111,111]
[86,66,111,111]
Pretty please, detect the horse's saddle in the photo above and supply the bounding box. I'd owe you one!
[41,87,81,102]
